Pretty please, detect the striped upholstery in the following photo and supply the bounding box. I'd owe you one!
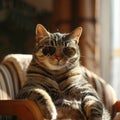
[0,54,117,114]
[0,54,32,100]
[0,63,20,99]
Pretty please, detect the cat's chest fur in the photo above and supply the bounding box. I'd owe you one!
[27,63,83,93]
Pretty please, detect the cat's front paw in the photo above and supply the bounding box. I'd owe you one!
[45,105,57,120]
[51,109,57,120]
[83,97,103,120]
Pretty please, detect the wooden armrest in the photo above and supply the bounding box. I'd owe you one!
[112,101,120,118]
[113,101,120,112]
[115,101,120,112]
[0,100,44,120]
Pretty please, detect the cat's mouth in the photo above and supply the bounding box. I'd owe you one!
[45,59,67,70]
[51,58,66,66]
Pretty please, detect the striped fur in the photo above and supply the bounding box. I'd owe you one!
[17,24,110,120]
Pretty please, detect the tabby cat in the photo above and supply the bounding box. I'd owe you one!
[17,24,110,120]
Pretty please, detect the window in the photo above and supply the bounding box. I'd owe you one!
[111,0,120,99]
[101,0,120,99]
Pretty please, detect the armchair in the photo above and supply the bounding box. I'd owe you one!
[0,54,119,120]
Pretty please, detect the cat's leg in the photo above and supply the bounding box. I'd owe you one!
[17,88,57,120]
[82,95,103,120]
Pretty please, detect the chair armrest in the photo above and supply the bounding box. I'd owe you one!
[113,101,120,112]
[112,101,120,119]
[0,100,44,120]
[115,101,120,111]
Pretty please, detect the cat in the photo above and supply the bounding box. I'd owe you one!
[17,24,111,120]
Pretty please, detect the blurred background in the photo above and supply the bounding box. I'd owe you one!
[0,0,120,98]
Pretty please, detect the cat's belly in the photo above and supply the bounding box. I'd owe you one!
[56,107,86,120]
[54,99,86,119]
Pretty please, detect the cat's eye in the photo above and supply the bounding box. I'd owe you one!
[63,47,76,57]
[42,46,56,56]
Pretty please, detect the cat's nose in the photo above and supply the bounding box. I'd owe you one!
[56,56,62,61]
[55,50,62,61]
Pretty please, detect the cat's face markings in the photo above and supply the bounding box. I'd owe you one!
[63,47,76,57]
[35,24,82,46]
[42,46,56,56]
[41,45,76,58]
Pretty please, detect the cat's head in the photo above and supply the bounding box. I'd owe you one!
[34,24,82,71]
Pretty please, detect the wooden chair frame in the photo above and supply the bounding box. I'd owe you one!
[0,100,44,120]
[0,100,120,120]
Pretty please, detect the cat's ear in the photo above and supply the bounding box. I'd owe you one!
[68,27,82,44]
[36,24,50,37]
[36,24,50,46]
